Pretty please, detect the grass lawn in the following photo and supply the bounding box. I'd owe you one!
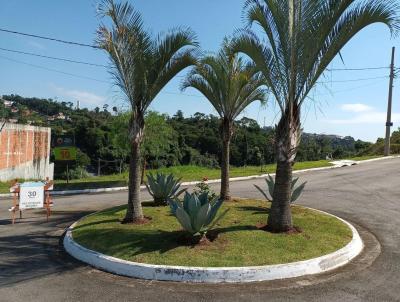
[0,155,392,193]
[52,159,332,192]
[72,199,353,267]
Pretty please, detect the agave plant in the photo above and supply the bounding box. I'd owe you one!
[169,192,228,237]
[254,175,307,204]
[146,173,186,206]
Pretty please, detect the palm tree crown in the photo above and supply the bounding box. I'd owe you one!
[235,0,399,111]
[182,40,267,122]
[97,0,198,130]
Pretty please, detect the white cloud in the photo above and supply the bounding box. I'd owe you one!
[327,112,400,125]
[51,84,106,107]
[341,103,373,113]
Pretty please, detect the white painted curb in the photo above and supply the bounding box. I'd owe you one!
[64,208,363,283]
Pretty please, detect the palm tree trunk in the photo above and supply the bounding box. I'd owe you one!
[267,107,300,232]
[267,158,293,232]
[220,119,233,201]
[123,115,145,224]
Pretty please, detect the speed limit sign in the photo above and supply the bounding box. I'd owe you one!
[19,182,45,209]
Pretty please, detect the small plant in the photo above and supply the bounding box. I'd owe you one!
[193,177,217,200]
[254,175,307,204]
[146,173,186,206]
[169,192,228,238]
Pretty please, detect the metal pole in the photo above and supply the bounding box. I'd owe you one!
[98,158,101,176]
[384,47,395,156]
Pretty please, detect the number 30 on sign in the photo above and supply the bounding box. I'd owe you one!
[19,182,45,210]
[53,147,77,161]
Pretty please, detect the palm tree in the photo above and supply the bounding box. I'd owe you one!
[182,40,267,200]
[233,0,399,232]
[97,0,198,223]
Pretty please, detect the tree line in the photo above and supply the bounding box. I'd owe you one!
[1,94,375,175]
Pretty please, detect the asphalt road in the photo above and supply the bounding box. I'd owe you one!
[0,158,399,302]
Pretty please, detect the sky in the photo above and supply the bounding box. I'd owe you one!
[0,0,399,142]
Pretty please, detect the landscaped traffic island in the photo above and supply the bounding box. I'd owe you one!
[64,199,363,282]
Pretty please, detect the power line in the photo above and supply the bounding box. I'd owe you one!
[316,78,388,96]
[0,50,391,99]
[0,46,107,67]
[0,27,99,49]
[318,75,389,84]
[327,66,389,71]
[0,54,109,83]
[0,53,203,98]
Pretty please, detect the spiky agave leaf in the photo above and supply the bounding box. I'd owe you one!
[194,202,211,232]
[254,184,271,201]
[176,207,195,234]
[291,181,307,203]
[266,175,275,199]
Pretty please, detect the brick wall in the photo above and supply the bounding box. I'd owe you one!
[0,123,52,181]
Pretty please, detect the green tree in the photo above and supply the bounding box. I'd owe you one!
[183,40,267,200]
[233,0,399,232]
[97,0,198,223]
[141,111,175,183]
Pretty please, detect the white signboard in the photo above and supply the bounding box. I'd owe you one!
[19,182,45,210]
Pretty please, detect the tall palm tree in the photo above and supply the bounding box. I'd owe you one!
[182,40,267,200]
[97,0,198,223]
[233,0,400,232]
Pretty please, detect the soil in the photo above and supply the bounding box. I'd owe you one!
[175,230,220,247]
[121,216,152,225]
[256,222,303,235]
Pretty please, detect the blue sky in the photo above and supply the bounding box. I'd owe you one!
[0,0,399,142]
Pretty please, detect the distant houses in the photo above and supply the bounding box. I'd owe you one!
[47,112,71,121]
[2,99,14,108]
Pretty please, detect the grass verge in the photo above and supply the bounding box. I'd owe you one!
[0,155,393,193]
[72,199,352,267]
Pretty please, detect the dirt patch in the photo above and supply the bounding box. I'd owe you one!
[174,230,228,250]
[121,216,152,225]
[256,223,303,235]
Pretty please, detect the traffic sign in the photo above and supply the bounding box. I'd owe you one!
[19,182,45,210]
[53,146,77,161]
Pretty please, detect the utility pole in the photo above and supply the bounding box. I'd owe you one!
[384,47,395,156]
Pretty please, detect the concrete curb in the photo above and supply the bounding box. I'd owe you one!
[63,208,363,283]
[2,155,399,199]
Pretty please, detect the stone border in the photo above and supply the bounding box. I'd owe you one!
[63,208,363,283]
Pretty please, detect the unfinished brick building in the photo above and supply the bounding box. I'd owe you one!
[0,123,52,181]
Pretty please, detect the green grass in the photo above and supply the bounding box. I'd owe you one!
[342,155,381,161]
[73,199,352,267]
[0,155,391,193]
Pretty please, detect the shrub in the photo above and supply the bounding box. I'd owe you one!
[59,166,90,180]
[169,192,227,238]
[254,175,307,203]
[146,173,186,206]
[193,177,217,200]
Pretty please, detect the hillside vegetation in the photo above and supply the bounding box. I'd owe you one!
[0,94,390,181]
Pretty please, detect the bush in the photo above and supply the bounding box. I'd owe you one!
[184,147,220,168]
[193,178,217,200]
[59,166,90,180]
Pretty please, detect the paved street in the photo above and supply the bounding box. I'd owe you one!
[0,158,399,302]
